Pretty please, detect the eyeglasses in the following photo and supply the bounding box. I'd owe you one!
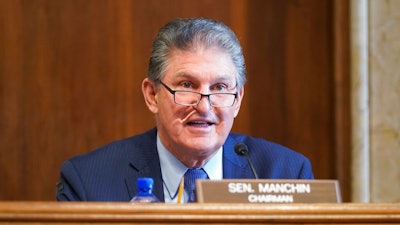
[160,81,238,108]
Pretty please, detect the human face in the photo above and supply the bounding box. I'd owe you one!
[142,46,244,167]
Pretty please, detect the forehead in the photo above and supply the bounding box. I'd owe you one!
[164,47,237,82]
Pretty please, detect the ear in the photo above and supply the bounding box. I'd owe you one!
[234,86,244,118]
[142,78,159,114]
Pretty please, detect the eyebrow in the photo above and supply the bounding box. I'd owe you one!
[174,72,236,85]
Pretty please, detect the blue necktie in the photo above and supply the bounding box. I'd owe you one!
[184,168,208,202]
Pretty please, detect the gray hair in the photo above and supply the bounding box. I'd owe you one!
[147,18,246,88]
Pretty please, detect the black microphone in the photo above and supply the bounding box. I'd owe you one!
[234,143,259,179]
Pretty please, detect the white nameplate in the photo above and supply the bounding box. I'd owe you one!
[196,179,341,203]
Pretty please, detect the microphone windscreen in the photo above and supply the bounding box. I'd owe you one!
[234,143,248,156]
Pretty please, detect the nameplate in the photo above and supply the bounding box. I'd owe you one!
[196,179,341,203]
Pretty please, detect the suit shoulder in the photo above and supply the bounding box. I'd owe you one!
[227,133,314,179]
[228,133,308,160]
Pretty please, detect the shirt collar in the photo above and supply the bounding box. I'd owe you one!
[157,135,187,202]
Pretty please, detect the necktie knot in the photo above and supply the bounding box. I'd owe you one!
[184,168,208,202]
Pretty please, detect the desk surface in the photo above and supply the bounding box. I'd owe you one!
[0,202,399,224]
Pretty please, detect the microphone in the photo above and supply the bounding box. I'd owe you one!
[234,143,259,179]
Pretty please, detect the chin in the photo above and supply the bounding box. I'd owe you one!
[184,138,220,151]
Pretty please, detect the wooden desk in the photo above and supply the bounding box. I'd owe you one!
[0,202,399,224]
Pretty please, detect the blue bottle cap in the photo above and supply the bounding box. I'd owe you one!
[136,177,154,190]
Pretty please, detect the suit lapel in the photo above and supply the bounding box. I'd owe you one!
[124,128,165,201]
[124,166,164,201]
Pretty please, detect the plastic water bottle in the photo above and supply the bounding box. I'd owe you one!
[130,177,159,203]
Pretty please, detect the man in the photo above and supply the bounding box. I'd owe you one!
[56,18,313,202]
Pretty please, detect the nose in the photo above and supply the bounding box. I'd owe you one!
[195,95,212,112]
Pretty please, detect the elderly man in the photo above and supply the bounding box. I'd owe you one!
[56,18,313,203]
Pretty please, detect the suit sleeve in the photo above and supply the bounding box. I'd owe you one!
[56,160,87,201]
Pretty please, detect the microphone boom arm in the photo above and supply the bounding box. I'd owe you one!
[244,153,259,179]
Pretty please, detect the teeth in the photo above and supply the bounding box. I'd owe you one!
[188,121,210,125]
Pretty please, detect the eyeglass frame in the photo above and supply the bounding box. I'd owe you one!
[159,81,238,108]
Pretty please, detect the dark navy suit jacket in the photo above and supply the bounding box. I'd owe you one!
[56,127,313,201]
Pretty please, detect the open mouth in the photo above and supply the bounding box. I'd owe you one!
[187,121,214,127]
